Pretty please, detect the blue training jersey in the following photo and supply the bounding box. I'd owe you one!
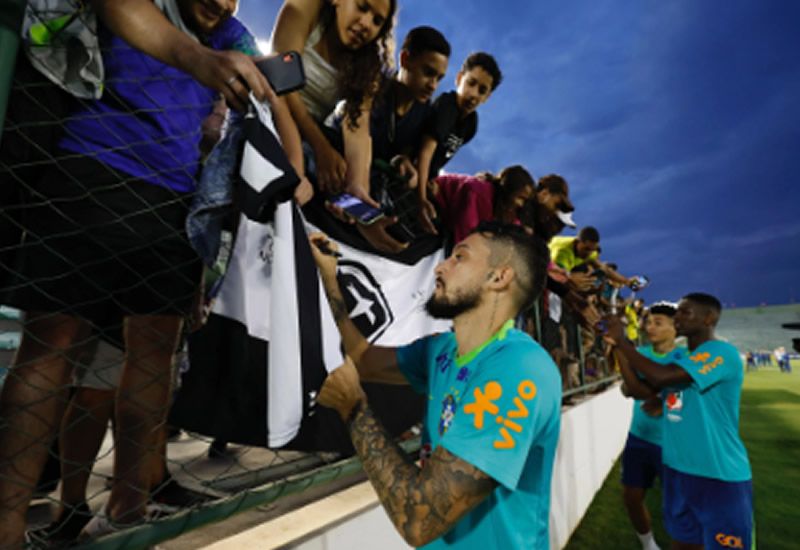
[397,320,562,549]
[662,340,752,482]
[628,345,685,446]
[59,17,257,193]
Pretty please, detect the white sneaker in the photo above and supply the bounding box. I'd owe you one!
[79,505,151,542]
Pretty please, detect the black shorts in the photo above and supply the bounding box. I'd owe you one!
[1,51,78,287]
[2,153,202,320]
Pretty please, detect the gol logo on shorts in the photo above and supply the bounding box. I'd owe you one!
[715,533,743,548]
[463,380,537,449]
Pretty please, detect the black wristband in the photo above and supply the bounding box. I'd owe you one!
[345,400,364,428]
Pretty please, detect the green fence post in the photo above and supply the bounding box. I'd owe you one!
[0,0,26,139]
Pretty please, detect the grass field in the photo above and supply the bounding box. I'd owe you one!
[565,364,800,549]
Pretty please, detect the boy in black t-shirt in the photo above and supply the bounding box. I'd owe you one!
[417,52,503,234]
[323,27,451,249]
[327,26,451,184]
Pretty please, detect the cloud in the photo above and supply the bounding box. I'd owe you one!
[236,0,800,306]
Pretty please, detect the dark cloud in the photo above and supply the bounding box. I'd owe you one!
[239,0,800,306]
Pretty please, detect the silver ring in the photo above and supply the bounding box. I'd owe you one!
[226,75,238,86]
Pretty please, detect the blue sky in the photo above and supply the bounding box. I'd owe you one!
[239,0,800,307]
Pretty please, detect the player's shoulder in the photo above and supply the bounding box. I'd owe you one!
[422,331,457,352]
[670,346,689,362]
[687,340,741,370]
[692,339,738,358]
[488,329,559,382]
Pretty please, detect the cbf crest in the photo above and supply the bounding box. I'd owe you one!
[439,394,457,435]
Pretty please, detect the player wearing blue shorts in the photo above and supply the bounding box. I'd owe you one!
[615,302,683,550]
[309,222,562,548]
[606,293,753,550]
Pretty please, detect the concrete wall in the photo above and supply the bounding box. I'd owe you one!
[204,383,632,550]
[548,383,633,548]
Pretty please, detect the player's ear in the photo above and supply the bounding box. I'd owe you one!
[488,266,514,290]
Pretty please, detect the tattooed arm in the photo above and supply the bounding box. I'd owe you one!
[350,404,496,546]
[308,233,406,384]
[317,362,495,546]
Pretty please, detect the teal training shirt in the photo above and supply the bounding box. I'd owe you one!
[661,340,752,482]
[628,345,684,445]
[397,320,562,549]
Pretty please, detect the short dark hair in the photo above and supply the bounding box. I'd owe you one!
[462,52,503,91]
[537,174,568,195]
[649,302,677,317]
[401,26,451,58]
[472,221,549,312]
[578,226,600,243]
[683,292,722,314]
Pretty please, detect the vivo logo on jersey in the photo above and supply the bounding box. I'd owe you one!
[336,260,394,342]
[698,356,724,375]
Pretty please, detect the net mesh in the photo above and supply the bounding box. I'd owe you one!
[0,4,620,548]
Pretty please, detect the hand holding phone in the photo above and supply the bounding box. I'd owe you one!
[630,275,650,291]
[329,193,385,225]
[255,52,306,95]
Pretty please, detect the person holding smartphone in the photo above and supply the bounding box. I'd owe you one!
[0,0,304,545]
[308,223,561,548]
[603,294,753,550]
[549,226,639,293]
[270,0,397,202]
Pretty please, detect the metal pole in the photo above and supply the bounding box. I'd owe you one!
[0,0,26,139]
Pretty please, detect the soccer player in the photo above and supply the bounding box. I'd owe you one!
[614,302,683,550]
[604,293,753,550]
[309,222,561,548]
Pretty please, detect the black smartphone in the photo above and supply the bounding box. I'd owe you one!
[329,193,385,225]
[255,51,306,95]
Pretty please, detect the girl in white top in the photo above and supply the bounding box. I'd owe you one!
[270,0,396,202]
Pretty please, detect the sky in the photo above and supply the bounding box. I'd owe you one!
[238,0,800,308]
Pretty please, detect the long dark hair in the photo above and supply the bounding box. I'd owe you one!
[477,165,534,220]
[321,0,397,130]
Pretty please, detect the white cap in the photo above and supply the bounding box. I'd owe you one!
[556,209,576,228]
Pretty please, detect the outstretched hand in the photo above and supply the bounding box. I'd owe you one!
[316,145,349,194]
[418,197,439,235]
[357,216,409,254]
[190,49,271,112]
[599,314,626,345]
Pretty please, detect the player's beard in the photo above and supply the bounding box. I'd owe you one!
[425,285,482,319]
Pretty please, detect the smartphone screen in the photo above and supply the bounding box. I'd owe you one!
[634,275,650,289]
[330,193,384,225]
[255,52,306,95]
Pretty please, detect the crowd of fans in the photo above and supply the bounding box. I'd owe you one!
[0,0,660,548]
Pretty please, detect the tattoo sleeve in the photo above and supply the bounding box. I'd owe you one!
[349,405,496,547]
[329,294,349,323]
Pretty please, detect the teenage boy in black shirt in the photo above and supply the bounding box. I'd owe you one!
[417,52,503,233]
[327,26,451,184]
